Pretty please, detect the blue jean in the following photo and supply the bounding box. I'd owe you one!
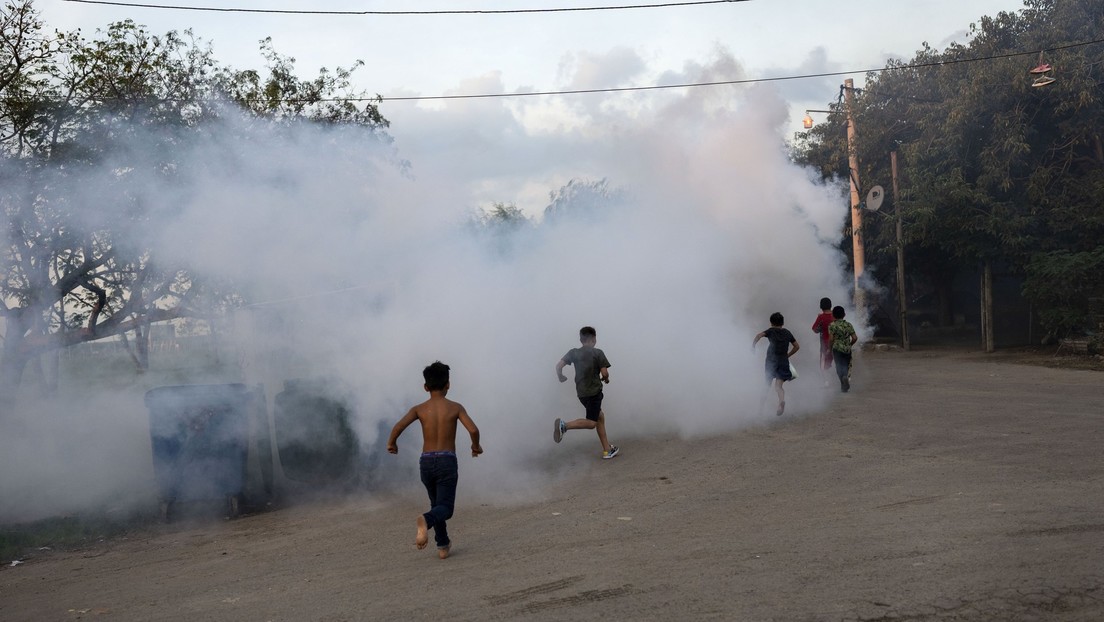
[832,350,852,379]
[419,452,458,548]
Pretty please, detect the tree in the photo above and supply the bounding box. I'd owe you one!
[542,178,625,223]
[0,0,389,402]
[466,202,532,258]
[793,0,1104,345]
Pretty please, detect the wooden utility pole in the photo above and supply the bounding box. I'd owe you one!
[844,79,865,317]
[891,151,909,350]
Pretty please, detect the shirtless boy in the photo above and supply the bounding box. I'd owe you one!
[387,361,482,559]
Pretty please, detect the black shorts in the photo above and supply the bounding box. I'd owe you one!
[765,358,793,384]
[578,392,604,422]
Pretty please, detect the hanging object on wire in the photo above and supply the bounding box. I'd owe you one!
[1029,51,1056,87]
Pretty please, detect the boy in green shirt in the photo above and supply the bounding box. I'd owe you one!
[828,306,858,392]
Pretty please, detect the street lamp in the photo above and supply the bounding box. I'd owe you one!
[802,109,830,129]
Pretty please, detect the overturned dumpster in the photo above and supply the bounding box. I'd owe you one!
[274,378,360,491]
[145,383,272,521]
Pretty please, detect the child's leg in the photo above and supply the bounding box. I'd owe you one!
[417,463,434,549]
[427,462,457,549]
[416,515,428,549]
[595,410,611,452]
[419,456,458,551]
[820,346,833,386]
[757,372,771,415]
[430,481,455,550]
[773,378,785,415]
[832,351,850,391]
[565,393,606,452]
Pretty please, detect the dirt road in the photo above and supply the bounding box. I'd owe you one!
[2,349,1102,621]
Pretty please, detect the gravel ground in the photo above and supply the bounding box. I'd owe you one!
[1,349,1101,621]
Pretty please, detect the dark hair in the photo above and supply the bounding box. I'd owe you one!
[580,326,597,341]
[820,297,832,311]
[832,305,846,319]
[423,361,450,391]
[769,312,784,326]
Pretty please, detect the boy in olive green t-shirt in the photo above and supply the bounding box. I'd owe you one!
[828,306,858,392]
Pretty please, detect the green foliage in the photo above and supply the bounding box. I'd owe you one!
[214,38,388,129]
[474,202,529,230]
[465,202,532,258]
[0,0,389,395]
[542,178,625,223]
[1023,247,1104,335]
[792,0,1104,332]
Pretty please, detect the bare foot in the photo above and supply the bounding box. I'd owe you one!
[415,516,428,549]
[776,400,785,416]
[437,545,450,560]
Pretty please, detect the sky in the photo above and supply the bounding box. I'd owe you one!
[2,0,1029,521]
[44,0,1024,102]
[41,0,1027,213]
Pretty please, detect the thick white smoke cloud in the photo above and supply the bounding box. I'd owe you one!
[0,55,860,520]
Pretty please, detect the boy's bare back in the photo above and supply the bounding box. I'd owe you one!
[388,394,482,457]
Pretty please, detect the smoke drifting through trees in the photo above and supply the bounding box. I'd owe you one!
[0,74,857,522]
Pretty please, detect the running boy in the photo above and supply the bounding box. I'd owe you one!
[387,361,482,560]
[753,312,800,416]
[811,297,834,387]
[829,306,858,392]
[554,326,618,459]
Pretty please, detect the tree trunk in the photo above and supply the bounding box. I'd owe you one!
[980,261,995,353]
[0,320,30,413]
[136,323,150,373]
[937,281,953,327]
[45,349,59,394]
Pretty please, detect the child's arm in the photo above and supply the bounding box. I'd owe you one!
[752,331,765,349]
[457,406,482,457]
[787,339,800,358]
[386,408,419,454]
[555,359,569,383]
[600,366,609,384]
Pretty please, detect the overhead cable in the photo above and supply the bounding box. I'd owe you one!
[372,37,1104,102]
[32,34,1103,104]
[62,0,750,15]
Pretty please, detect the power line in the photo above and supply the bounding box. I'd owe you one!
[24,30,1103,105]
[62,0,750,15]
[360,37,1104,102]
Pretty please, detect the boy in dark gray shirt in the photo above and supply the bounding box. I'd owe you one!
[554,326,618,459]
